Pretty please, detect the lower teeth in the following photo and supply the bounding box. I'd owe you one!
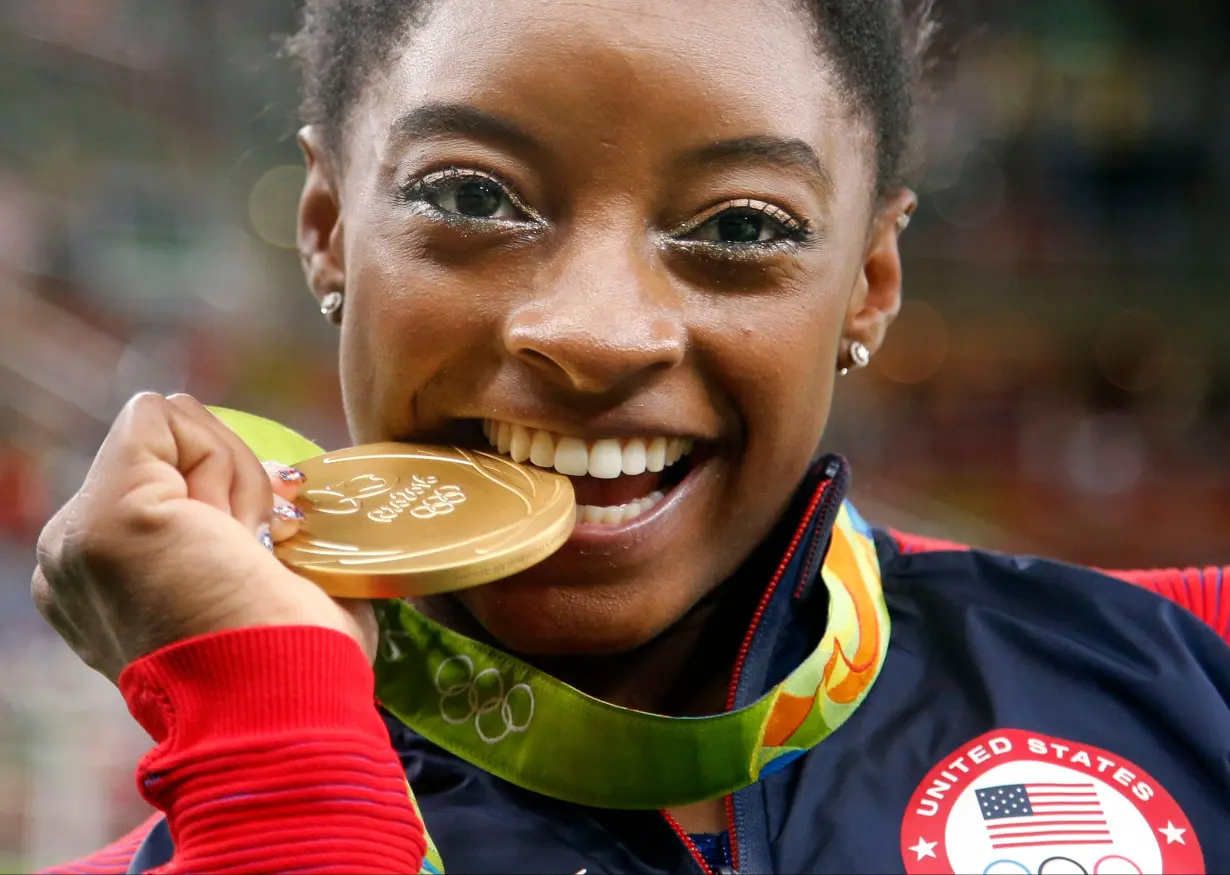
[577,490,665,526]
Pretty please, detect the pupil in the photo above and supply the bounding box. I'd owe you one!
[717,211,763,243]
[454,179,502,217]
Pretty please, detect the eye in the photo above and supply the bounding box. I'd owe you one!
[400,168,537,223]
[434,176,516,219]
[693,208,781,243]
[675,199,810,249]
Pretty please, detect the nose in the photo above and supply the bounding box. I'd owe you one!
[503,235,686,395]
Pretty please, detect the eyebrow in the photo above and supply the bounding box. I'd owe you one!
[685,135,834,197]
[391,104,832,196]
[390,102,545,157]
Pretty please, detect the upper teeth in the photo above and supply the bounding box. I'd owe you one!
[482,419,693,478]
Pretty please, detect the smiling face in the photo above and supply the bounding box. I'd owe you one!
[298,0,910,655]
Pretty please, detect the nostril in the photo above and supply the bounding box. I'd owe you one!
[505,309,686,394]
[517,348,556,370]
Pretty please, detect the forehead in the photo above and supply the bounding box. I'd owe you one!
[348,0,870,188]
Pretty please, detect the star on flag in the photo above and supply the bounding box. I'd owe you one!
[1158,820,1187,845]
[908,837,938,860]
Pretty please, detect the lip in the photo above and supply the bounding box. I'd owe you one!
[560,448,712,549]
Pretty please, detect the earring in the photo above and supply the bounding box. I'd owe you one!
[896,213,911,233]
[839,341,871,376]
[320,290,344,325]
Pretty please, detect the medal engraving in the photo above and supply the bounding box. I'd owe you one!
[275,443,575,598]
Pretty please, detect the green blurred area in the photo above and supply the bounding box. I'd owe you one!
[0,0,1227,867]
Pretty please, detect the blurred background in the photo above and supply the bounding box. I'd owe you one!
[0,0,1227,869]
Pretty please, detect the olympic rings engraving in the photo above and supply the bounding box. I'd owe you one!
[411,484,467,519]
[434,655,534,744]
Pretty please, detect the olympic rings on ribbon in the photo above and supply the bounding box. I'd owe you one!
[434,655,535,744]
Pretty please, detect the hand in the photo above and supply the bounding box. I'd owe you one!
[32,393,378,683]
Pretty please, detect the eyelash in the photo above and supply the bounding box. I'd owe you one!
[397,166,813,252]
[667,198,813,254]
[397,167,543,226]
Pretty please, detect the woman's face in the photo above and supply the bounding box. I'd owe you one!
[299,0,907,655]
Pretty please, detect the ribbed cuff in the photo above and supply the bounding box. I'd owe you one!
[119,626,383,751]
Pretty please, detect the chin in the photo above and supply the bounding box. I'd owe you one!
[457,573,678,657]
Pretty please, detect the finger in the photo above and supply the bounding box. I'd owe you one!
[114,393,240,514]
[270,494,304,543]
[30,563,56,623]
[34,499,71,570]
[165,394,271,530]
[30,564,89,654]
[263,461,306,502]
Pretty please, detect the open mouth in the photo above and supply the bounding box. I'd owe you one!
[480,419,700,527]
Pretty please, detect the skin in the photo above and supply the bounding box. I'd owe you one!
[298,0,913,674]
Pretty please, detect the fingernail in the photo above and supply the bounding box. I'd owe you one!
[275,466,306,484]
[272,502,305,522]
[258,525,274,551]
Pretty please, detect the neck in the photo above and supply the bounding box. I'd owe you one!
[417,578,760,716]
[525,579,761,715]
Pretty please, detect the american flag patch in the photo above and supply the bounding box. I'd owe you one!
[975,783,1110,849]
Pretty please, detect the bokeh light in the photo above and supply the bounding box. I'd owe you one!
[930,148,1006,229]
[248,165,306,250]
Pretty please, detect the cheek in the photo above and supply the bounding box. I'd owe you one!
[697,287,845,475]
[338,232,494,440]
[753,309,839,452]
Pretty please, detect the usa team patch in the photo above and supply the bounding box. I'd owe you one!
[900,729,1203,874]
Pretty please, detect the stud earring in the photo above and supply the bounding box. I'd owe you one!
[839,341,871,376]
[320,290,344,325]
[896,213,911,233]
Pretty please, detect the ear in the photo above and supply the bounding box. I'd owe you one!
[297,125,346,305]
[841,188,917,364]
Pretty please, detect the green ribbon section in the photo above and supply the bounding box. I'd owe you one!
[207,406,326,467]
[376,599,784,809]
[213,406,891,814]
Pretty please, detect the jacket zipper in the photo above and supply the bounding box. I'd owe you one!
[794,461,846,602]
[660,809,714,875]
[661,463,843,875]
[719,468,839,871]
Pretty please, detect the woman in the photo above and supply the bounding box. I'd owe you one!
[34,0,1229,873]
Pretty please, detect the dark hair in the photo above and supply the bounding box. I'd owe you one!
[287,0,940,201]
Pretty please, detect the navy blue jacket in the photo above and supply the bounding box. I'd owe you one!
[125,457,1230,874]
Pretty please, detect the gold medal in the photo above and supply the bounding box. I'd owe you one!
[276,443,576,598]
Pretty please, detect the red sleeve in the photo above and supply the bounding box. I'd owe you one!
[1105,566,1230,643]
[888,530,971,554]
[46,626,426,875]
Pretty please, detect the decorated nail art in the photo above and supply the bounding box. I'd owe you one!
[272,502,305,522]
[275,466,306,483]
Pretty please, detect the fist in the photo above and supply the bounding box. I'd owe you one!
[32,393,377,682]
